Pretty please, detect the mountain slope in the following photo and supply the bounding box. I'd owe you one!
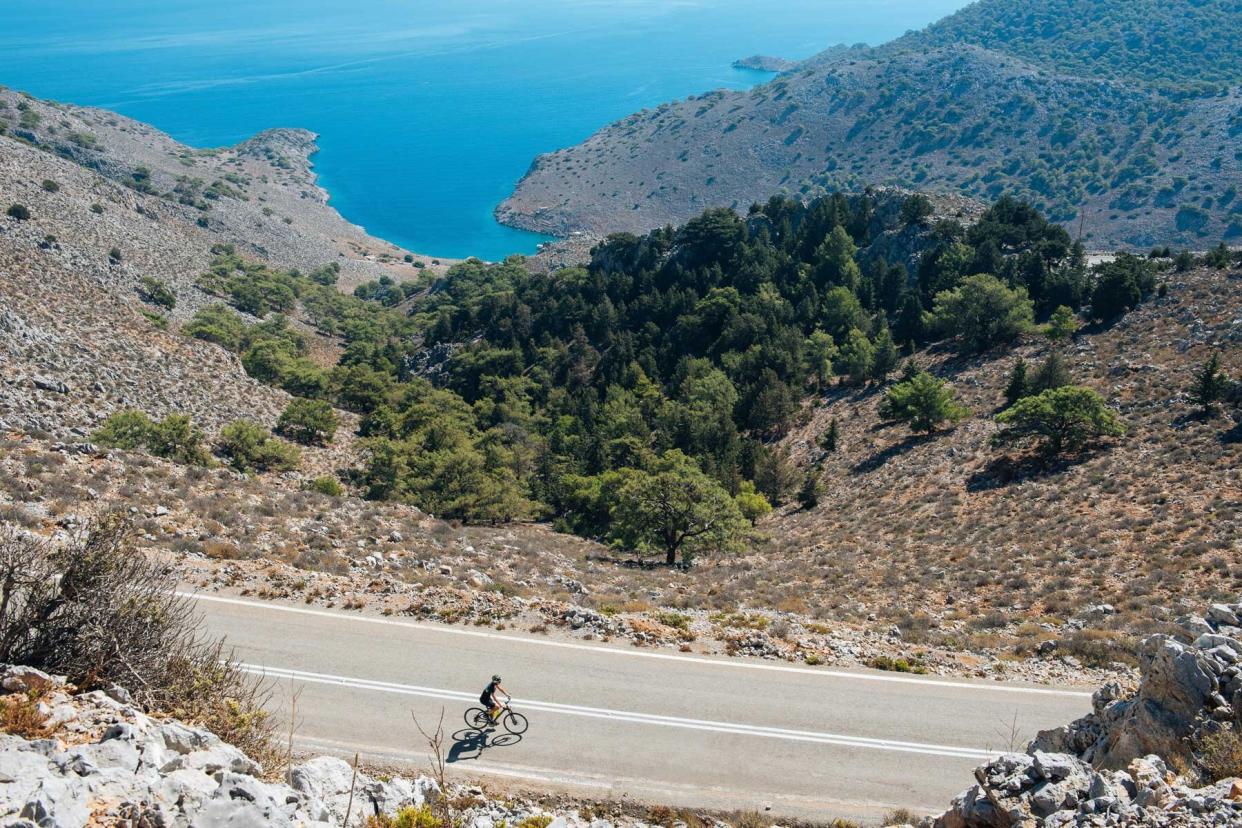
[498,0,1242,248]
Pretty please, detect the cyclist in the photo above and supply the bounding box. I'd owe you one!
[480,674,509,725]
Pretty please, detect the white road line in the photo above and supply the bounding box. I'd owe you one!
[238,662,997,760]
[185,591,1091,698]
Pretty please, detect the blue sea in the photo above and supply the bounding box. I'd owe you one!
[1,1,967,260]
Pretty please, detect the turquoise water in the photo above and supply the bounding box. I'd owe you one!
[0,1,968,260]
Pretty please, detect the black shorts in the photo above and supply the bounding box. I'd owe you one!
[481,694,494,707]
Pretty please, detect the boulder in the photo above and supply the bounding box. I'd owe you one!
[1,665,61,694]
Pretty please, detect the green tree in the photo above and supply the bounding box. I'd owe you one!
[1189,352,1230,414]
[1090,255,1154,321]
[734,480,773,525]
[1045,305,1078,342]
[277,398,340,445]
[813,226,862,291]
[184,304,245,350]
[994,386,1124,457]
[838,327,874,385]
[818,418,840,453]
[1003,358,1031,408]
[611,451,746,565]
[1031,350,1071,394]
[870,323,899,381]
[804,330,838,391]
[6,204,30,221]
[932,274,1034,353]
[797,468,824,510]
[881,371,969,434]
[93,410,156,450]
[900,194,934,227]
[216,420,301,473]
[147,414,211,466]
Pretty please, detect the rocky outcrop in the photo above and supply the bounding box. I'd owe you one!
[1033,603,1242,771]
[0,666,440,827]
[937,601,1242,827]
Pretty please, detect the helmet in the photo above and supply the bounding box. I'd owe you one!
[492,675,502,682]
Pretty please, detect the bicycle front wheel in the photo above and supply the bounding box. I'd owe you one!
[464,707,490,730]
[503,711,529,735]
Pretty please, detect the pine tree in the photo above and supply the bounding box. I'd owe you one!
[870,323,899,382]
[1004,358,1030,408]
[797,468,824,510]
[1190,352,1229,414]
[1032,350,1071,394]
[818,418,840,453]
[1045,305,1078,343]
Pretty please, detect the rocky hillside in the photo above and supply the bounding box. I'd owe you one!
[498,0,1242,248]
[0,87,450,441]
[760,264,1241,664]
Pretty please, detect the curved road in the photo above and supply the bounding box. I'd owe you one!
[189,592,1091,823]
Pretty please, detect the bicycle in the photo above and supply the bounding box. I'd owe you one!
[464,698,528,735]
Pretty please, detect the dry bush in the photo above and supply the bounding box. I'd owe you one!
[1,691,50,738]
[882,807,918,826]
[1197,725,1242,783]
[0,515,276,766]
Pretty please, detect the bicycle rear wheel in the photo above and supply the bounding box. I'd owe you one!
[464,707,490,730]
[503,711,529,735]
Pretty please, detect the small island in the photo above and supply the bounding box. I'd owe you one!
[732,55,798,73]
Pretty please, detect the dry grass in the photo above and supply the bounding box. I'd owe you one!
[0,691,51,739]
[1198,725,1242,783]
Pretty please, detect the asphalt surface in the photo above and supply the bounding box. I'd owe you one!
[189,592,1092,823]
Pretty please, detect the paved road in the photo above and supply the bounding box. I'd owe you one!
[189,592,1092,823]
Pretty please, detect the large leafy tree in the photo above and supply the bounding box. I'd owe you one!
[611,451,746,565]
[994,386,1124,457]
[932,274,1034,353]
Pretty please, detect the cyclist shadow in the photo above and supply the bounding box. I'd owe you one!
[446,727,523,763]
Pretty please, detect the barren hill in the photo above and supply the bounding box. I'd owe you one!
[498,0,1242,249]
[0,87,451,440]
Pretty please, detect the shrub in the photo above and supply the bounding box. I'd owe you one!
[994,386,1125,457]
[277,398,339,445]
[40,179,59,193]
[0,518,274,761]
[881,370,969,433]
[90,203,105,214]
[932,273,1034,352]
[307,476,344,497]
[92,409,156,451]
[216,420,301,473]
[1197,725,1242,783]
[109,247,123,263]
[6,204,30,221]
[148,414,212,465]
[137,276,176,310]
[93,410,211,465]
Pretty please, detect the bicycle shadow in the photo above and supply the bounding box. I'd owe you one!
[446,727,523,763]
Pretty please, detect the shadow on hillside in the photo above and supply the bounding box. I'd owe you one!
[1220,419,1242,445]
[446,727,523,763]
[966,449,1107,491]
[851,433,930,474]
[584,554,689,571]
